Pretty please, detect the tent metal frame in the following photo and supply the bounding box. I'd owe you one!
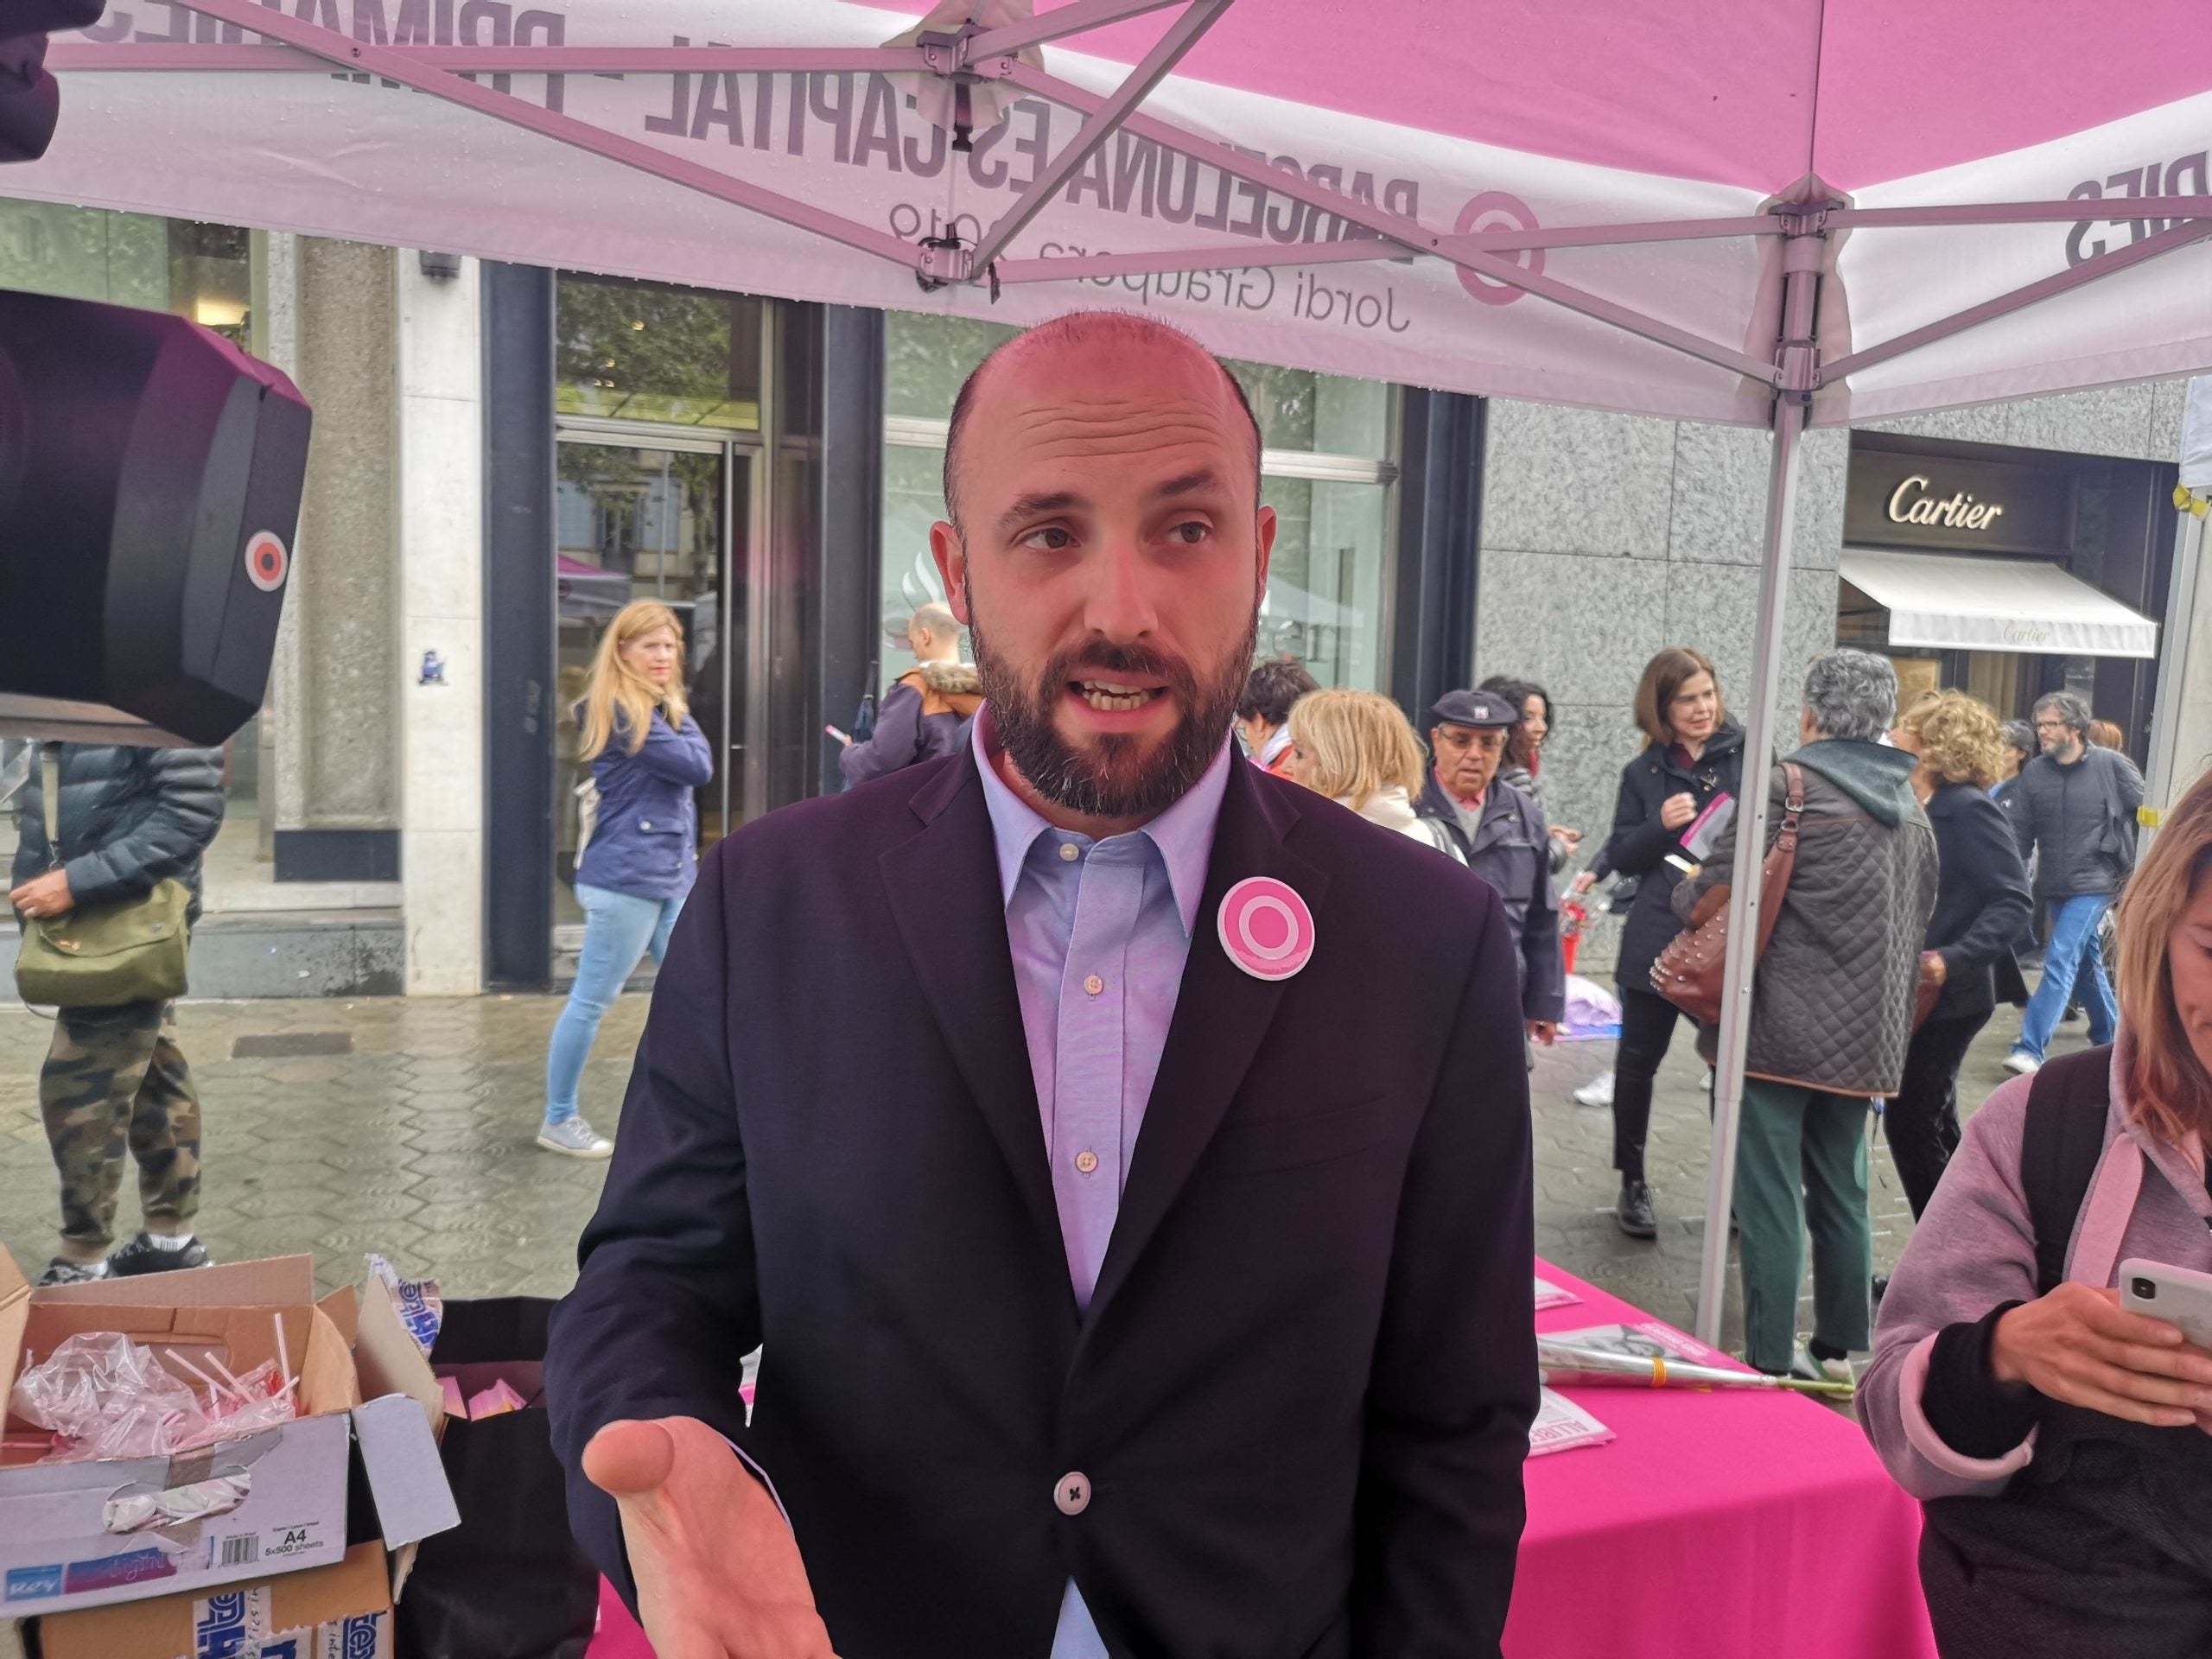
[59,0,2212,1344]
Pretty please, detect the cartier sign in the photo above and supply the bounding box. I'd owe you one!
[1847,443,2072,555]
[1886,476,2005,531]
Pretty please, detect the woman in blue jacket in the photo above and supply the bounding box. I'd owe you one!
[541,600,715,1157]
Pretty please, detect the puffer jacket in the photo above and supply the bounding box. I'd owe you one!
[10,743,226,925]
[1673,740,1937,1096]
[1499,761,1570,874]
[839,662,984,787]
[575,708,715,902]
[2009,745,2143,899]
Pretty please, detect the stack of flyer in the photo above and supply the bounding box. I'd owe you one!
[1527,1388,1614,1458]
[1533,1276,1581,1313]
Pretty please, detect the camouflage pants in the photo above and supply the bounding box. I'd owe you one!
[41,999,201,1261]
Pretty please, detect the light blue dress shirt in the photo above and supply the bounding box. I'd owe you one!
[972,716,1232,1659]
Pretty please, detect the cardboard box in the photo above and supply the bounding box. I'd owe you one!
[0,1252,457,1620]
[38,1541,395,1659]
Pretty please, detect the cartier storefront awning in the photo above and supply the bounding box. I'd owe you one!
[1840,548,2158,659]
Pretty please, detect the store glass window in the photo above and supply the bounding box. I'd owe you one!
[877,312,1396,694]
[556,273,764,429]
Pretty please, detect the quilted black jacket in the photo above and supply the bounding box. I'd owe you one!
[2007,744,2143,899]
[1674,741,1937,1096]
[11,743,226,925]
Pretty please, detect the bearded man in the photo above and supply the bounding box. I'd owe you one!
[546,312,1537,1659]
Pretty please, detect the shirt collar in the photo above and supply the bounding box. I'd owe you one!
[972,707,1232,938]
[1437,765,1487,817]
[1257,724,1294,767]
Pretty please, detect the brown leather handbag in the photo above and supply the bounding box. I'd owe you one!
[1649,762,1804,1024]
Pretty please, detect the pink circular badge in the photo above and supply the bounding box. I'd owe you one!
[1217,876,1315,982]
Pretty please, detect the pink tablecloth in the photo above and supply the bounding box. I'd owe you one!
[589,1265,1937,1659]
[592,1579,652,1659]
[1512,1260,1936,1659]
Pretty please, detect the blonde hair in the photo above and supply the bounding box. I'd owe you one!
[1284,688,1427,812]
[1897,690,2005,790]
[2116,767,2212,1151]
[577,601,690,764]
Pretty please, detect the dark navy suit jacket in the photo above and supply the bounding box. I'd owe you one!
[545,746,1537,1658]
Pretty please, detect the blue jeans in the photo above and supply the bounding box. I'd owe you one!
[545,883,683,1123]
[2015,893,2118,1061]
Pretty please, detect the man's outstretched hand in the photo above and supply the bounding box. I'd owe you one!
[584,1416,837,1659]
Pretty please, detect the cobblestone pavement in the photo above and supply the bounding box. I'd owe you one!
[0,995,2100,1353]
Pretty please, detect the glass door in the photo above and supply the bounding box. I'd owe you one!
[552,436,749,931]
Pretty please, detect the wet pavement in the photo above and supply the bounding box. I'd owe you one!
[0,992,2098,1351]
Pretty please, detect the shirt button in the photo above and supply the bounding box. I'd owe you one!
[1055,1471,1090,1516]
[1075,1149,1099,1175]
[1058,842,1080,861]
[640,819,652,830]
[1084,974,1104,996]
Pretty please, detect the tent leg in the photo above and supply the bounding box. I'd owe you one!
[1693,398,1807,1351]
[2140,503,2207,851]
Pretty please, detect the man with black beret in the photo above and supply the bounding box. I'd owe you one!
[1417,688,1566,1045]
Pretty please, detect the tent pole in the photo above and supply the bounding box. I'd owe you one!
[969,0,1235,273]
[1694,219,1824,1349]
[2141,505,2208,852]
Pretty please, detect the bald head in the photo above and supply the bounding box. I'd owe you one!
[942,311,1262,533]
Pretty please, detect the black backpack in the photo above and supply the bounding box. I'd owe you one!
[2021,1046,2114,1295]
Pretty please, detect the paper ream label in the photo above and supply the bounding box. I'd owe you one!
[3,1564,63,1603]
[63,1546,177,1597]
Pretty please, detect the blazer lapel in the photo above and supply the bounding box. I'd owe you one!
[1087,761,1328,1318]
[880,751,1065,1266]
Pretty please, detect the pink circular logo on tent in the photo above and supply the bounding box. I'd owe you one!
[1453,191,1544,307]
[1217,876,1315,982]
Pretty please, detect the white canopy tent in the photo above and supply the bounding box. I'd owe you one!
[19,0,2212,1341]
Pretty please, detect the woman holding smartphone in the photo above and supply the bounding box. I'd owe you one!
[1573,647,1743,1238]
[1863,766,2212,1656]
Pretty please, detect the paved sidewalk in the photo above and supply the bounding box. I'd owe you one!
[0,995,2094,1348]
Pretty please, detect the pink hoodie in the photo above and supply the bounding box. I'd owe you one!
[1862,1034,2212,1501]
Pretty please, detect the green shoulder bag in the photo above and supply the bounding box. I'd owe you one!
[13,746,192,1008]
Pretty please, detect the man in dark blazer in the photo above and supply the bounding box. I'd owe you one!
[545,311,1538,1658]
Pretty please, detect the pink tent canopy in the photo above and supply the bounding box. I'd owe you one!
[26,0,2212,1335]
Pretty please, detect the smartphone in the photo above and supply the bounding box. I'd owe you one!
[2119,1258,2212,1349]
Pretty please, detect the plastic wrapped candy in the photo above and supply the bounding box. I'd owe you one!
[10,1332,296,1464]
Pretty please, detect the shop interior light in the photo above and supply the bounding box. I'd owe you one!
[194,297,248,328]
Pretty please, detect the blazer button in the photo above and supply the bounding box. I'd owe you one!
[1054,1471,1090,1516]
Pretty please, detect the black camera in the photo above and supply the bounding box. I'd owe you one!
[2131,1276,2158,1300]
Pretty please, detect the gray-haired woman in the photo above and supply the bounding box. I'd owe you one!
[1674,649,1939,1380]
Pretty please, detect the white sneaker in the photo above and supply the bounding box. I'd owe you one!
[2003,1050,2041,1077]
[1790,1339,1857,1390]
[537,1116,614,1159]
[1573,1071,1616,1109]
